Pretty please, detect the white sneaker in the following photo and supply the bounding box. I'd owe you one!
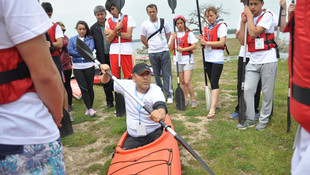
[167,98,173,104]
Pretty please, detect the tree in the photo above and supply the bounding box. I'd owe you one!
[187,3,229,32]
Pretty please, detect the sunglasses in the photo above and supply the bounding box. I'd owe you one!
[62,29,66,32]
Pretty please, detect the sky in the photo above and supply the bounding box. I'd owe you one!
[43,0,293,40]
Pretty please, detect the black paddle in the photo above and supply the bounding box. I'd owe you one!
[287,0,295,133]
[59,108,74,137]
[76,38,214,175]
[276,6,283,43]
[238,0,249,125]
[195,0,212,111]
[168,0,185,111]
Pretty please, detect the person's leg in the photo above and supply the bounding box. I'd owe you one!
[0,138,66,174]
[259,62,278,124]
[74,69,92,110]
[109,54,119,78]
[149,53,163,89]
[208,63,223,116]
[121,55,133,79]
[63,69,72,107]
[244,63,260,123]
[84,66,95,108]
[184,65,195,101]
[161,51,174,99]
[103,54,114,107]
[254,79,262,114]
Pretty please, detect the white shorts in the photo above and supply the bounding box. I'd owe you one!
[174,63,194,72]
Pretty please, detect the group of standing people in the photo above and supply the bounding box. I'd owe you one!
[2,0,308,174]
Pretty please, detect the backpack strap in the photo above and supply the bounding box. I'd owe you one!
[147,18,165,41]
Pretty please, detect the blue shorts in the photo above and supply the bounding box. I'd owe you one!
[0,138,66,174]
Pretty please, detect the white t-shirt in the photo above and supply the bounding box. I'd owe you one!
[168,31,198,64]
[0,0,59,144]
[105,14,136,55]
[249,12,278,64]
[237,9,278,58]
[55,24,64,40]
[114,80,165,137]
[204,23,227,63]
[140,18,171,53]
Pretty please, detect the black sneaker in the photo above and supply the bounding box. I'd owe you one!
[106,102,114,109]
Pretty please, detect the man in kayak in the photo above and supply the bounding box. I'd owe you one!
[100,63,167,150]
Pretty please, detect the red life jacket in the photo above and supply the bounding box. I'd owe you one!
[47,23,60,56]
[284,0,310,133]
[0,47,35,104]
[173,30,193,56]
[247,9,277,52]
[108,15,132,43]
[204,23,226,50]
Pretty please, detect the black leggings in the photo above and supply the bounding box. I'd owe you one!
[63,69,73,106]
[74,67,95,109]
[206,62,223,90]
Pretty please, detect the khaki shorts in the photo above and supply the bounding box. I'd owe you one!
[174,63,194,72]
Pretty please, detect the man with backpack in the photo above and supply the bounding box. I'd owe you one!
[140,4,174,104]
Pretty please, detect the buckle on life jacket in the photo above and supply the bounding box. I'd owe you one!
[0,62,30,85]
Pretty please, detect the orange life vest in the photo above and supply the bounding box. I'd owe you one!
[204,23,226,50]
[284,0,310,133]
[173,30,193,56]
[0,47,35,104]
[108,15,132,43]
[247,9,277,52]
[47,23,60,56]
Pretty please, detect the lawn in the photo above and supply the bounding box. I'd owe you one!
[62,38,297,175]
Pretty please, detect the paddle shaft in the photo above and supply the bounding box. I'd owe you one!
[106,70,214,174]
[195,0,209,87]
[276,6,283,43]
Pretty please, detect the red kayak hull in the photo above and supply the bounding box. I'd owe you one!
[107,115,181,175]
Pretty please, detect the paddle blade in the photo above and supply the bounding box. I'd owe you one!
[76,37,95,62]
[115,93,126,117]
[168,0,177,13]
[59,108,74,137]
[107,0,125,12]
[175,85,185,111]
[238,93,246,124]
[205,86,211,111]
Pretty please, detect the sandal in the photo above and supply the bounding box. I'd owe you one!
[207,111,216,118]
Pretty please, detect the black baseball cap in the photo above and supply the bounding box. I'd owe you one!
[132,63,151,75]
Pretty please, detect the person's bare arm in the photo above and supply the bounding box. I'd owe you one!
[16,34,64,127]
[120,27,133,39]
[166,32,171,43]
[204,37,226,48]
[53,37,63,49]
[141,35,148,48]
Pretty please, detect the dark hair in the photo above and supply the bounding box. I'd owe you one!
[146,4,157,12]
[105,1,116,12]
[41,2,53,13]
[75,21,90,37]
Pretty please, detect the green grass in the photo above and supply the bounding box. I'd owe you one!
[65,38,297,175]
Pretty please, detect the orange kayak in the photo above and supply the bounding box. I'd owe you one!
[107,115,181,175]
